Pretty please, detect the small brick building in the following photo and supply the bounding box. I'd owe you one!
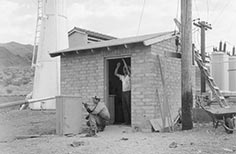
[51,30,184,131]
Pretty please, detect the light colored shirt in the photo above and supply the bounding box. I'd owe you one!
[119,75,131,92]
[89,102,110,120]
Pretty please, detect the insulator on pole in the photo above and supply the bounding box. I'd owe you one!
[213,47,217,52]
[219,41,222,51]
[233,46,235,56]
[223,42,226,52]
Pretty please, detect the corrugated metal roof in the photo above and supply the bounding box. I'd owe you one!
[50,31,176,57]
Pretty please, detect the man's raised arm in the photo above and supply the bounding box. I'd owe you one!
[114,62,122,78]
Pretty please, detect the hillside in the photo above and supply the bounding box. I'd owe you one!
[0,42,33,68]
[0,42,33,96]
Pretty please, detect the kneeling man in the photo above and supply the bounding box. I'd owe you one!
[83,96,110,137]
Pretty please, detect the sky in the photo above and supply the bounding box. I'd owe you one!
[1,0,236,53]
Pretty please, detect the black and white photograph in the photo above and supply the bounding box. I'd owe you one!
[1,0,236,153]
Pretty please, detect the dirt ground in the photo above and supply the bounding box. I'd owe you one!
[0,109,236,154]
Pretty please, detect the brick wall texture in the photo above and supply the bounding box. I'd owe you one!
[60,37,195,131]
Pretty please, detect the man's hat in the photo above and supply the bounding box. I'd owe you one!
[92,96,100,101]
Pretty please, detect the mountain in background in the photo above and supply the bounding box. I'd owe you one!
[0,42,34,96]
[0,41,33,68]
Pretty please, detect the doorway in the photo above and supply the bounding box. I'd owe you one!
[106,57,131,124]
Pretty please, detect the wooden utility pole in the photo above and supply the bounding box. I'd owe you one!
[193,20,212,93]
[181,0,193,130]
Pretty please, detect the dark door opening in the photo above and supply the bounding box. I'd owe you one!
[108,57,131,124]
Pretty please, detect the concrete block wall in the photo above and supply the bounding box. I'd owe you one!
[61,51,104,99]
[60,38,190,132]
[131,45,161,131]
[151,38,196,121]
[150,38,182,128]
[60,51,104,127]
[60,46,138,127]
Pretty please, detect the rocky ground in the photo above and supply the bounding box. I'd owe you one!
[0,67,33,95]
[0,109,236,154]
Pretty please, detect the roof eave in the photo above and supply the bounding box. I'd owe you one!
[49,42,144,58]
[50,32,178,58]
[143,32,177,46]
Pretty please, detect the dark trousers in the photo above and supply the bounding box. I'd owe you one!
[122,91,131,124]
[87,114,106,132]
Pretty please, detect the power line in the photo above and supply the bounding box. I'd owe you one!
[136,0,146,35]
[225,41,236,50]
[206,45,214,49]
[212,0,232,25]
[212,0,222,11]
[224,14,234,38]
[193,0,200,17]
[192,27,199,33]
[196,29,200,47]
[192,28,200,49]
[206,0,209,21]
[173,0,180,32]
[31,0,37,5]
[193,29,200,48]
[176,0,180,19]
[193,28,200,47]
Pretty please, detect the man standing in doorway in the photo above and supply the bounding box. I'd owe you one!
[114,59,131,125]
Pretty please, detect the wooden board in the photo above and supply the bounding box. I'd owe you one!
[150,119,162,132]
